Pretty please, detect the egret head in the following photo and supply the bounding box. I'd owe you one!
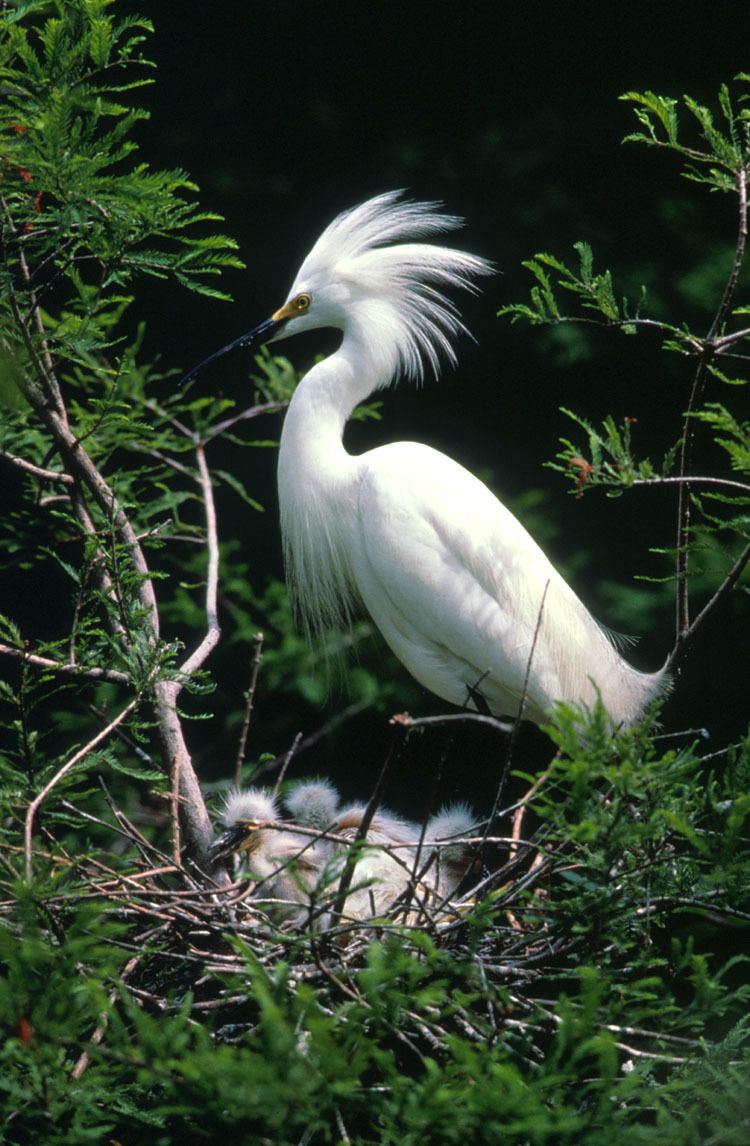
[209,787,279,861]
[182,190,492,385]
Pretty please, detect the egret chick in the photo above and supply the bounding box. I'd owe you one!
[424,804,477,900]
[211,789,327,923]
[212,785,476,927]
[284,777,340,830]
[186,191,667,726]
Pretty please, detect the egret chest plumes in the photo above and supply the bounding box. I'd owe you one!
[187,191,668,727]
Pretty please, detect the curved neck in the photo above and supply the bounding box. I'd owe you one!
[277,327,390,636]
[279,327,391,465]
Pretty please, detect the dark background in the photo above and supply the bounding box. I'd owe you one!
[138,1,750,806]
[10,2,750,813]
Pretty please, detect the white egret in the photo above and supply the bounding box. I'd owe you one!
[211,782,476,926]
[186,191,667,726]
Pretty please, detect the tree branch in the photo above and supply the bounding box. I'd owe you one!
[0,643,129,684]
[25,693,141,880]
[176,442,221,685]
[674,164,749,641]
[669,539,750,664]
[0,449,74,484]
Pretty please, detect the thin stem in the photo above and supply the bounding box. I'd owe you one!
[233,632,264,788]
[674,164,749,640]
[707,165,748,342]
[328,728,403,926]
[202,399,289,444]
[0,643,129,684]
[484,579,550,849]
[632,474,750,496]
[0,449,74,484]
[392,711,512,735]
[176,442,221,685]
[669,539,750,664]
[25,694,140,880]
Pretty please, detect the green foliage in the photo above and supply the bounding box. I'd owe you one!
[621,80,750,193]
[500,78,750,620]
[0,892,162,1143]
[0,8,749,1142]
[2,710,750,1143]
[498,241,645,328]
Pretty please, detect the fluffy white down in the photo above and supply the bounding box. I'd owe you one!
[217,783,476,927]
[275,191,668,726]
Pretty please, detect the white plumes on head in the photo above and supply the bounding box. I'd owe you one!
[426,802,477,898]
[278,191,493,651]
[221,787,279,827]
[426,802,475,845]
[292,190,493,384]
[334,803,420,844]
[285,778,341,829]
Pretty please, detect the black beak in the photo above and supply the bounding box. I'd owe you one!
[209,824,253,862]
[180,316,284,385]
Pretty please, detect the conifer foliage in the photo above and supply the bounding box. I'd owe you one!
[1,5,749,1143]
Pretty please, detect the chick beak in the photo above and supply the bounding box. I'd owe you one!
[180,316,285,385]
[209,823,256,862]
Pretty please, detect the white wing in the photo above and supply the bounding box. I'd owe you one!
[351,441,658,724]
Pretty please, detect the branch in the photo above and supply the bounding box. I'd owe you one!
[0,643,129,684]
[632,474,750,496]
[675,163,749,640]
[391,711,513,735]
[234,632,264,787]
[708,165,748,342]
[24,693,140,880]
[669,539,750,664]
[176,442,221,685]
[0,449,74,484]
[202,399,289,444]
[16,345,216,869]
[714,324,750,352]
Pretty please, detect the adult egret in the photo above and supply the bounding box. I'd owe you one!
[186,191,667,726]
[210,782,476,926]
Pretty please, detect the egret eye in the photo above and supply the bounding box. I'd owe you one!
[295,293,311,312]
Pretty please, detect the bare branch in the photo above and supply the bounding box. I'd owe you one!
[0,449,74,484]
[632,474,750,497]
[234,632,264,787]
[707,165,748,342]
[675,164,749,640]
[176,443,221,684]
[670,539,750,664]
[391,710,513,735]
[0,643,129,683]
[24,693,141,880]
[202,399,289,444]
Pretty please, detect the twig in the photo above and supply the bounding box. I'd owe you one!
[391,710,513,735]
[71,947,147,1079]
[0,448,74,484]
[234,632,264,788]
[484,580,550,850]
[0,643,129,683]
[176,442,221,684]
[202,399,289,444]
[674,163,748,640]
[708,165,748,342]
[272,732,303,798]
[24,694,140,880]
[252,696,375,780]
[328,727,405,926]
[632,474,750,497]
[669,538,750,664]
